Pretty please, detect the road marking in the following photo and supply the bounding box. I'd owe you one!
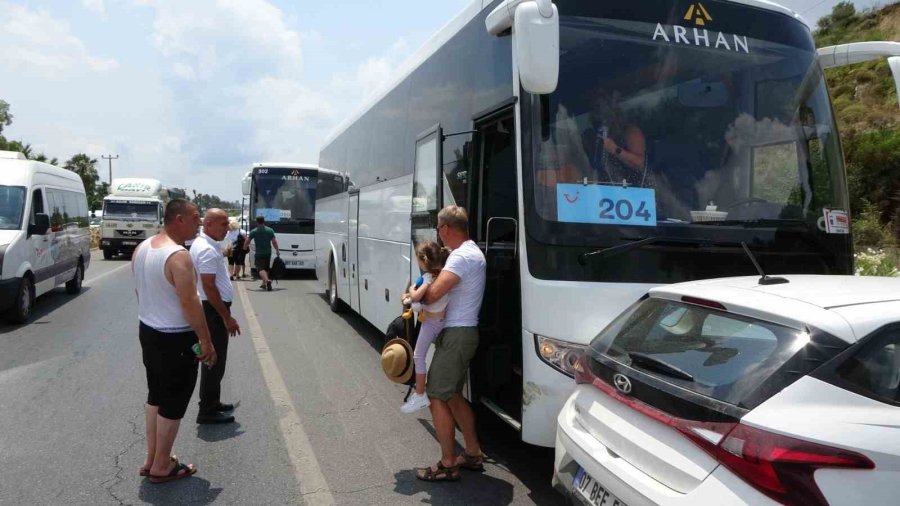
[84,263,131,286]
[236,282,335,505]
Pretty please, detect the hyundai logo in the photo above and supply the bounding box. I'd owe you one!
[613,373,632,395]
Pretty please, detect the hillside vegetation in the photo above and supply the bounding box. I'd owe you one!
[814,1,900,272]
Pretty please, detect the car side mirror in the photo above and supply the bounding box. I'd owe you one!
[30,213,50,236]
[514,1,559,94]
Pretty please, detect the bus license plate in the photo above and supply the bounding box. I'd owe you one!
[122,241,138,246]
[286,260,304,266]
[574,468,627,506]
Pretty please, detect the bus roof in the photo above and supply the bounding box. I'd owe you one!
[321,0,805,151]
[252,162,318,170]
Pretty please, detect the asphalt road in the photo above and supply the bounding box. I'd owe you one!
[0,249,565,505]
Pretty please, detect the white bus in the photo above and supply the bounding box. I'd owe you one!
[315,0,900,446]
[243,163,347,270]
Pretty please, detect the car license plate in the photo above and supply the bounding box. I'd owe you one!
[574,467,627,506]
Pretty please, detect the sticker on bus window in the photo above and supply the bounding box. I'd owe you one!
[258,208,283,222]
[822,208,849,234]
[557,184,657,227]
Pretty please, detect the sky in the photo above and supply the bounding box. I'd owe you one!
[0,0,888,204]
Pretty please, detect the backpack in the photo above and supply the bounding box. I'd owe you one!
[270,256,286,282]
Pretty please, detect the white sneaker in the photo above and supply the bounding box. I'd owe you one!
[400,392,431,413]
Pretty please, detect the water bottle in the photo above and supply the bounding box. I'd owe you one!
[192,342,202,357]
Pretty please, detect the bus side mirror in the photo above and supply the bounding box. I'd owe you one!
[29,213,50,236]
[890,57,900,110]
[241,177,251,197]
[514,1,559,95]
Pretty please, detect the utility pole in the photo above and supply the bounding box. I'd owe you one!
[101,154,119,185]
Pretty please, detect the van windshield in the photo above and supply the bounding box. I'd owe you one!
[103,201,159,220]
[0,186,26,230]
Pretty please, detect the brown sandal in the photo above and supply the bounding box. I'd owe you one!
[456,452,485,472]
[415,461,460,482]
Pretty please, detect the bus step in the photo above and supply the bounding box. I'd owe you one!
[480,397,521,432]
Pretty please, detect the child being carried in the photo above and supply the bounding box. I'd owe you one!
[400,240,450,414]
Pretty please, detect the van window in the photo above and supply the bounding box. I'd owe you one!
[31,189,44,224]
[0,186,26,230]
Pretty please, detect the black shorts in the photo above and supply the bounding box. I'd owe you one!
[139,322,199,420]
[229,249,246,266]
[255,254,271,272]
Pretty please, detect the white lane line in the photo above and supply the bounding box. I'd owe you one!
[236,282,335,505]
[84,263,131,286]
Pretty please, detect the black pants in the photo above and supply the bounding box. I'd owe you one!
[139,323,198,420]
[198,301,231,414]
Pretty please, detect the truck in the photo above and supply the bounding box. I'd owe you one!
[100,178,177,259]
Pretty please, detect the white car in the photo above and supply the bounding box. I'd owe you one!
[554,275,900,506]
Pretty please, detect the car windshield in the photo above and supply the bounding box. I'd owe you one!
[523,0,851,282]
[103,201,159,220]
[0,185,26,230]
[589,297,827,409]
[252,168,317,234]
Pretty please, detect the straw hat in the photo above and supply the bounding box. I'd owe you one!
[381,338,414,384]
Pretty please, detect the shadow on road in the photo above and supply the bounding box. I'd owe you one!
[138,476,223,505]
[392,468,514,506]
[196,420,245,443]
[0,287,94,336]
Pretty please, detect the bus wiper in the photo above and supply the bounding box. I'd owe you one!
[578,236,713,265]
[628,352,694,382]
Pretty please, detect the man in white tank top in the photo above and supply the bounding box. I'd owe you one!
[132,199,216,484]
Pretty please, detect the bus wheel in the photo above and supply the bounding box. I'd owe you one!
[66,261,84,294]
[6,276,34,324]
[328,259,343,313]
[102,248,114,260]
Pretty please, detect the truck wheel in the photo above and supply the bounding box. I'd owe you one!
[328,259,344,313]
[103,248,114,260]
[6,276,34,324]
[66,262,84,294]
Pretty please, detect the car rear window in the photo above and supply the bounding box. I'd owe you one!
[589,297,826,409]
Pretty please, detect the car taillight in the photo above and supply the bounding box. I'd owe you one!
[574,354,874,506]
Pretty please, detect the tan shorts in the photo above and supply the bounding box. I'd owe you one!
[426,326,479,401]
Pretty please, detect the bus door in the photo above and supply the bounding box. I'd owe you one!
[470,106,523,427]
[410,125,443,283]
[348,189,361,313]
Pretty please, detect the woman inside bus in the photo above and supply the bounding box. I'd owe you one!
[580,89,650,188]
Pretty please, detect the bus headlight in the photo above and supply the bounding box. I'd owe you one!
[534,335,586,378]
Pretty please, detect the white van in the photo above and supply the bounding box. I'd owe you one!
[0,151,91,323]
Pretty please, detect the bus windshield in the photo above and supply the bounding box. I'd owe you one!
[103,201,159,221]
[252,168,317,234]
[0,186,26,230]
[525,0,851,282]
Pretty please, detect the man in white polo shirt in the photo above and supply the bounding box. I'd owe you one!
[190,208,241,424]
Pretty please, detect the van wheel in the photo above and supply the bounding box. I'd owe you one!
[66,262,84,294]
[328,259,343,313]
[6,277,34,324]
[102,248,114,260]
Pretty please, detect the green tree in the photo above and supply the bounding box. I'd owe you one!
[64,153,100,207]
[0,99,12,136]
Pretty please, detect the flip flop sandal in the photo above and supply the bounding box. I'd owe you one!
[148,462,197,484]
[139,455,178,477]
[415,461,460,482]
[457,452,485,472]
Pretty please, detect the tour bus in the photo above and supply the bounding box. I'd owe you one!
[314,0,900,447]
[242,163,347,271]
[0,151,91,323]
